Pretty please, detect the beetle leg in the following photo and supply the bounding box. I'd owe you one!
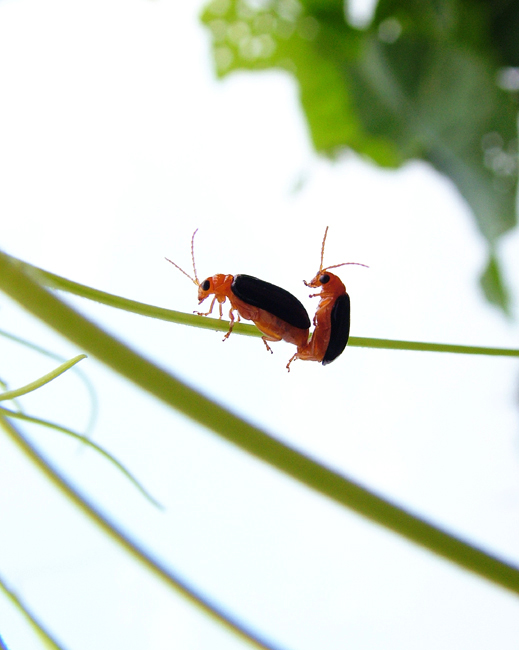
[286,352,298,372]
[223,308,237,341]
[261,337,274,354]
[195,296,217,317]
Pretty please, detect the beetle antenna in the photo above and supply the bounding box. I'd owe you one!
[190,228,200,285]
[165,229,200,286]
[323,262,369,271]
[319,226,329,272]
[165,257,198,285]
[319,227,369,272]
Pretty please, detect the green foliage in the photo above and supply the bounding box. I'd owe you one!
[200,0,519,313]
[480,248,512,316]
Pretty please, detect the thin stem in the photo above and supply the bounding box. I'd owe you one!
[13,256,519,358]
[0,407,162,509]
[0,355,87,402]
[0,414,288,650]
[0,326,99,435]
[349,337,519,357]
[0,571,68,650]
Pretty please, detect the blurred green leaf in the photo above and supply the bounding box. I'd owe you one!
[480,249,511,315]
[201,0,519,313]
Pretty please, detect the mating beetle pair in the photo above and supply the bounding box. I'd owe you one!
[166,228,366,370]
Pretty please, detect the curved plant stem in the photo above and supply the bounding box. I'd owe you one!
[0,571,67,650]
[0,406,162,509]
[0,413,288,650]
[0,327,99,435]
[16,257,519,357]
[0,355,87,402]
[1,251,519,597]
[18,258,237,334]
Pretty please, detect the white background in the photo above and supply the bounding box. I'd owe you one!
[1,0,519,648]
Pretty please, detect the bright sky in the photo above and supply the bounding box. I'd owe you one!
[1,1,519,649]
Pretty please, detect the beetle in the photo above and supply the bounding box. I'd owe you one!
[166,230,311,354]
[287,227,367,370]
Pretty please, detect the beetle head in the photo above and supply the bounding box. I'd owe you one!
[304,226,368,288]
[197,277,214,303]
[304,270,346,296]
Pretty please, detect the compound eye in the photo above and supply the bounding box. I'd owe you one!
[201,279,211,292]
[320,274,330,284]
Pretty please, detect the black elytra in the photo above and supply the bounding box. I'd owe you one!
[231,274,311,330]
[322,292,350,365]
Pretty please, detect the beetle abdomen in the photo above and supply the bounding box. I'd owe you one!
[322,292,350,365]
[231,274,310,330]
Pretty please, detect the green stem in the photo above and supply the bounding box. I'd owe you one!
[0,326,99,436]
[17,256,519,357]
[0,355,87,402]
[0,407,162,509]
[0,413,285,650]
[0,571,68,650]
[350,336,519,357]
